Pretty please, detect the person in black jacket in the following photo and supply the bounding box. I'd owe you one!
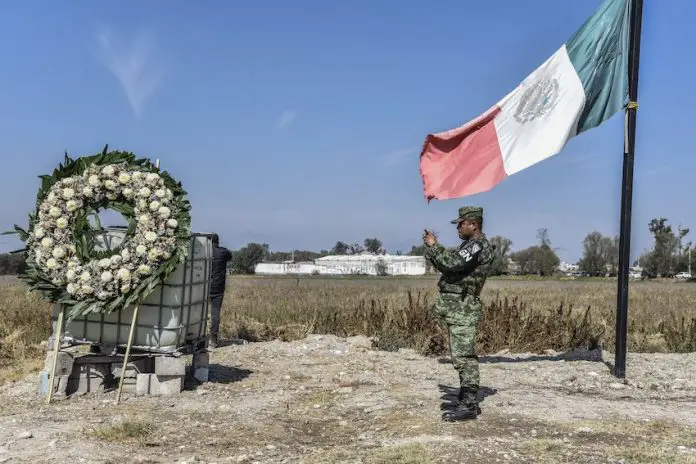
[209,233,232,348]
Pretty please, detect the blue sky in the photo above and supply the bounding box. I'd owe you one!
[0,0,693,263]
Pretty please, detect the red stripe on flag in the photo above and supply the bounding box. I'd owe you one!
[419,105,506,201]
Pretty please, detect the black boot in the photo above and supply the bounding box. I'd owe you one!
[442,401,480,421]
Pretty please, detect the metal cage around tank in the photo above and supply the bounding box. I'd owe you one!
[51,229,214,355]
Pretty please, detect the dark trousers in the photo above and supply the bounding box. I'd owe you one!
[210,293,224,340]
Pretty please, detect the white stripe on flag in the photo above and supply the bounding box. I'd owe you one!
[494,45,587,176]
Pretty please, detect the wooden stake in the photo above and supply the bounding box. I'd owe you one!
[46,305,65,404]
[116,300,140,404]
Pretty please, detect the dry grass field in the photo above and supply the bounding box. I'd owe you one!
[2,275,696,383]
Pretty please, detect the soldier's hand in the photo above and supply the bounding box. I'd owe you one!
[423,229,437,247]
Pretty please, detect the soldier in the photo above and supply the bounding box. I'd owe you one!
[423,206,493,421]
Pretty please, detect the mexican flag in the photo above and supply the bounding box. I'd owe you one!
[420,0,632,201]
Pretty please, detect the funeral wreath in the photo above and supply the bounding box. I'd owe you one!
[6,146,191,321]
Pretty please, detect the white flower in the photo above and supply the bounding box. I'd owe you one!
[148,248,159,260]
[155,189,166,198]
[138,187,151,198]
[138,264,152,275]
[138,199,148,209]
[46,258,57,269]
[62,188,75,200]
[132,172,143,180]
[104,180,117,190]
[149,201,161,212]
[82,285,94,295]
[162,251,171,260]
[35,249,43,261]
[106,192,117,200]
[66,283,77,295]
[49,207,62,218]
[52,247,66,259]
[66,269,77,281]
[97,291,110,300]
[48,192,56,202]
[165,189,173,199]
[117,269,131,280]
[68,244,76,253]
[66,200,78,212]
[136,245,147,256]
[138,214,151,224]
[88,175,100,186]
[56,217,68,229]
[123,188,134,198]
[158,206,171,218]
[83,186,94,197]
[62,177,76,185]
[102,166,116,177]
[110,255,122,266]
[41,237,53,248]
[80,271,91,281]
[98,258,112,268]
[119,173,131,184]
[101,271,113,282]
[146,173,160,183]
[67,259,78,268]
[121,285,131,293]
[34,227,45,239]
[145,231,158,242]
[167,219,178,229]
[121,249,131,261]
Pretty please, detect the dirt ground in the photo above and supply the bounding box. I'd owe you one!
[2,335,696,464]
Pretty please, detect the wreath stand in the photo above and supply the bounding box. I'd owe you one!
[42,157,212,404]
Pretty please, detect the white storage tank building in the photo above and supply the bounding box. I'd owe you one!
[254,253,427,276]
[254,261,323,275]
[314,253,426,276]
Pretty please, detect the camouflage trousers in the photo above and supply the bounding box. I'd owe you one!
[431,293,482,404]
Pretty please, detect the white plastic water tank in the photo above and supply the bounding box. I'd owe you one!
[51,227,213,353]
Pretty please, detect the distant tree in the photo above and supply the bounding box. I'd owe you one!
[230,243,268,274]
[364,238,385,254]
[409,245,427,256]
[0,253,26,275]
[578,231,607,275]
[487,236,513,276]
[375,258,388,276]
[331,241,350,255]
[510,229,559,276]
[639,218,684,277]
[349,242,364,255]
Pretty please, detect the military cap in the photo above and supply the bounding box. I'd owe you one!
[450,206,484,224]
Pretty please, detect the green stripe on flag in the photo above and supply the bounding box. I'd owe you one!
[566,0,632,134]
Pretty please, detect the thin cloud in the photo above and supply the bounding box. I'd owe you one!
[276,110,298,129]
[381,147,419,167]
[95,27,165,118]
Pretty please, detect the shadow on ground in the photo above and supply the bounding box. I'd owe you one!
[438,384,497,411]
[208,365,253,384]
[437,348,605,365]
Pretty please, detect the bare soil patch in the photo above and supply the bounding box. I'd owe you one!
[2,335,696,463]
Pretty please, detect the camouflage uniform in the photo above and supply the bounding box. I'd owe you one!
[424,206,493,418]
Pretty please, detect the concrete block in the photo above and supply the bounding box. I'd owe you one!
[43,351,74,377]
[37,371,69,397]
[112,357,154,379]
[67,363,110,395]
[136,373,183,396]
[193,351,209,370]
[154,356,185,377]
[194,367,209,383]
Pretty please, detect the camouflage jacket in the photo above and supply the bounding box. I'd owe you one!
[424,234,494,296]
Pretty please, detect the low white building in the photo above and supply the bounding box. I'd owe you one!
[254,253,427,276]
[254,261,323,275]
[314,253,427,276]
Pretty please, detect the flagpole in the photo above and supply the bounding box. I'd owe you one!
[614,0,644,378]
